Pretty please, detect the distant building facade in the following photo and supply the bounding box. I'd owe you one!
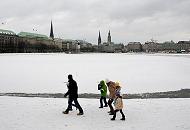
[126,42,142,52]
[162,41,177,52]
[18,32,59,53]
[98,30,124,53]
[141,40,190,53]
[142,41,162,52]
[0,29,19,53]
[177,41,190,52]
[1,20,190,54]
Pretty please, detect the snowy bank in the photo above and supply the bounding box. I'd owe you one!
[1,89,190,99]
[0,96,190,130]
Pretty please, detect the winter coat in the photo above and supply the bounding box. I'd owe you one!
[107,81,116,99]
[115,86,121,96]
[98,80,107,97]
[114,96,123,110]
[64,79,78,99]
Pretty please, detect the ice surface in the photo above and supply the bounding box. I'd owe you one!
[0,53,190,93]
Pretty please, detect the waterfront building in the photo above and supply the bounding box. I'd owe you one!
[142,41,162,52]
[126,42,142,52]
[0,29,18,53]
[177,41,190,52]
[18,32,56,52]
[98,30,115,52]
[162,41,177,53]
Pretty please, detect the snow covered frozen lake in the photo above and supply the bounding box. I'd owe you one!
[1,53,190,130]
[0,96,189,130]
[0,53,190,93]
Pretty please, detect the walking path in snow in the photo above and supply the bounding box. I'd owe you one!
[0,96,190,130]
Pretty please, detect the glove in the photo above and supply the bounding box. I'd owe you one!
[101,89,104,93]
[98,84,101,90]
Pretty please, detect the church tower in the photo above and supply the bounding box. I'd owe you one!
[98,30,101,46]
[50,20,54,39]
[107,30,111,44]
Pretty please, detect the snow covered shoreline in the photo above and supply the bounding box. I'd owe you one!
[0,96,190,130]
[1,89,190,99]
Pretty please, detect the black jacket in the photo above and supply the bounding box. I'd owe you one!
[65,79,78,98]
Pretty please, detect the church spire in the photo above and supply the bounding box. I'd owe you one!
[50,20,54,39]
[98,30,101,46]
[107,30,111,44]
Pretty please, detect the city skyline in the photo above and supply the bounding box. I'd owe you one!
[0,0,190,44]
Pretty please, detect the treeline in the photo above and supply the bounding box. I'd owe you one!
[124,89,190,99]
[0,89,190,99]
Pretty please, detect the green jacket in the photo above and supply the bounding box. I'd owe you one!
[99,80,107,97]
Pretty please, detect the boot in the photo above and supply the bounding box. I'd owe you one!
[120,117,125,121]
[63,111,69,114]
[111,118,115,121]
[77,112,84,115]
[109,112,114,115]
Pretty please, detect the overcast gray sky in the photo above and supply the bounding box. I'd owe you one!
[0,0,190,44]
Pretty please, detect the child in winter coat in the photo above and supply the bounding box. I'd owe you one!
[111,84,125,121]
[98,80,108,108]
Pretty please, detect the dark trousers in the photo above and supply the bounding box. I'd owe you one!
[68,98,72,110]
[108,99,114,113]
[100,96,107,107]
[66,98,83,113]
[113,109,125,119]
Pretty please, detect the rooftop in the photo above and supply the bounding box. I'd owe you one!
[0,29,16,35]
[18,32,49,40]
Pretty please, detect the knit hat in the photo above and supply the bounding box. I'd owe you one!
[115,82,120,87]
[68,74,73,80]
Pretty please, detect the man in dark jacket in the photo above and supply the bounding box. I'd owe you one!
[63,74,84,115]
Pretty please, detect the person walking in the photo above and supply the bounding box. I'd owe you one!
[63,74,84,115]
[105,79,116,115]
[98,80,108,108]
[111,85,125,121]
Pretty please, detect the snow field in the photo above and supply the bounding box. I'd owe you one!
[0,53,190,94]
[0,96,190,130]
